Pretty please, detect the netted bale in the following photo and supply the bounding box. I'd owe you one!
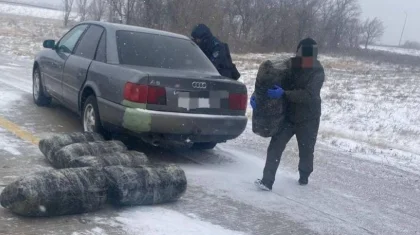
[51,141,127,169]
[252,59,288,137]
[104,165,187,206]
[0,168,107,217]
[68,151,149,168]
[39,132,104,164]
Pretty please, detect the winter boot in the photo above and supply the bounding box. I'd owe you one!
[254,179,272,191]
[298,171,310,186]
[298,177,308,185]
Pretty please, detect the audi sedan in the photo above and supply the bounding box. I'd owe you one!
[32,21,248,149]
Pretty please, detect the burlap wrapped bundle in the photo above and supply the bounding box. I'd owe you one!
[51,141,127,169]
[0,168,107,217]
[39,132,104,165]
[252,59,288,137]
[68,151,149,168]
[104,165,187,206]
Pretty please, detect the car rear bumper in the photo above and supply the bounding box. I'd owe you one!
[98,98,248,142]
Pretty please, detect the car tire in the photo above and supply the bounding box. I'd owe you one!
[191,142,217,150]
[82,95,111,139]
[33,67,51,106]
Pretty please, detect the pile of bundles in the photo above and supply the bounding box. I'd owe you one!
[252,59,288,138]
[0,132,187,217]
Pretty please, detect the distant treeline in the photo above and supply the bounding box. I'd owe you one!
[63,0,385,53]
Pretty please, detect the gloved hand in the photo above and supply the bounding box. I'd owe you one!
[267,85,284,99]
[250,95,256,109]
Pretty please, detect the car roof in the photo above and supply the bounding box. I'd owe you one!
[80,21,190,40]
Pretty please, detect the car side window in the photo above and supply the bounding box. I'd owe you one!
[74,25,104,60]
[95,32,107,63]
[57,25,88,54]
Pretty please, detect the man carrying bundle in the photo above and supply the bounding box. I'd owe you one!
[251,38,325,190]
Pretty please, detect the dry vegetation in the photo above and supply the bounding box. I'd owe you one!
[0,14,66,57]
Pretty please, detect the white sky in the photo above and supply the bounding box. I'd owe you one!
[359,0,420,45]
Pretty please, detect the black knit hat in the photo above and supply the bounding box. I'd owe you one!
[296,37,318,57]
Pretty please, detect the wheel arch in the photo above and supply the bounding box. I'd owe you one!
[80,85,98,115]
[33,61,40,72]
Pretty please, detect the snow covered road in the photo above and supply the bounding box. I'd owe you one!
[0,54,419,235]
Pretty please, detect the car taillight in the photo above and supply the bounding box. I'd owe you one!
[124,83,148,103]
[147,86,166,105]
[124,83,166,105]
[229,93,247,110]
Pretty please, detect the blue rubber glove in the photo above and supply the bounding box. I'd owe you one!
[250,95,256,109]
[267,85,284,99]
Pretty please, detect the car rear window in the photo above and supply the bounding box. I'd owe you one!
[116,30,218,73]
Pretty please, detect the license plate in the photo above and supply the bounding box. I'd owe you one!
[178,92,209,110]
[177,91,228,110]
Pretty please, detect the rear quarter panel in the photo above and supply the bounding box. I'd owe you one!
[87,61,148,103]
[85,61,148,126]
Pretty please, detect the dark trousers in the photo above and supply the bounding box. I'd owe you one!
[262,118,320,187]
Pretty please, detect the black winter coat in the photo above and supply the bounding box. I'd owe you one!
[192,24,240,80]
[281,59,325,123]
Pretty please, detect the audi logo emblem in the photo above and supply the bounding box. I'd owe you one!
[192,82,207,89]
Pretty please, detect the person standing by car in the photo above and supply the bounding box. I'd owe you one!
[251,38,325,190]
[191,24,240,80]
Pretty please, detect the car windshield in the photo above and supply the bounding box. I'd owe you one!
[116,30,218,73]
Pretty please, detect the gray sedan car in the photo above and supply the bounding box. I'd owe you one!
[33,21,248,149]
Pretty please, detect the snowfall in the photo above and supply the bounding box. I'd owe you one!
[0,2,419,235]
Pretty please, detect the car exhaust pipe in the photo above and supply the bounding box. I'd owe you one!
[151,140,160,147]
[141,134,163,147]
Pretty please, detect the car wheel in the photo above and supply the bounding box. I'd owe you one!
[82,95,110,139]
[33,67,51,106]
[191,142,217,150]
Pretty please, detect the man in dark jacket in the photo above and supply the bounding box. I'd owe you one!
[191,24,240,80]
[252,38,325,190]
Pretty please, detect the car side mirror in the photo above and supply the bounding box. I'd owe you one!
[43,40,56,49]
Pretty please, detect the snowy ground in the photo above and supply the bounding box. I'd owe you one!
[0,0,59,9]
[0,2,75,20]
[365,45,420,57]
[0,14,66,58]
[0,9,419,235]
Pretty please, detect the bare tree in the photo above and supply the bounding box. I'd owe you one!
[295,0,322,41]
[77,0,89,22]
[167,0,222,35]
[74,0,382,53]
[63,0,75,27]
[403,40,420,50]
[344,18,362,48]
[362,17,385,49]
[329,0,361,48]
[108,0,136,24]
[233,0,257,40]
[88,0,106,21]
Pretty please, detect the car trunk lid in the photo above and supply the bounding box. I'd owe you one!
[123,66,247,116]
